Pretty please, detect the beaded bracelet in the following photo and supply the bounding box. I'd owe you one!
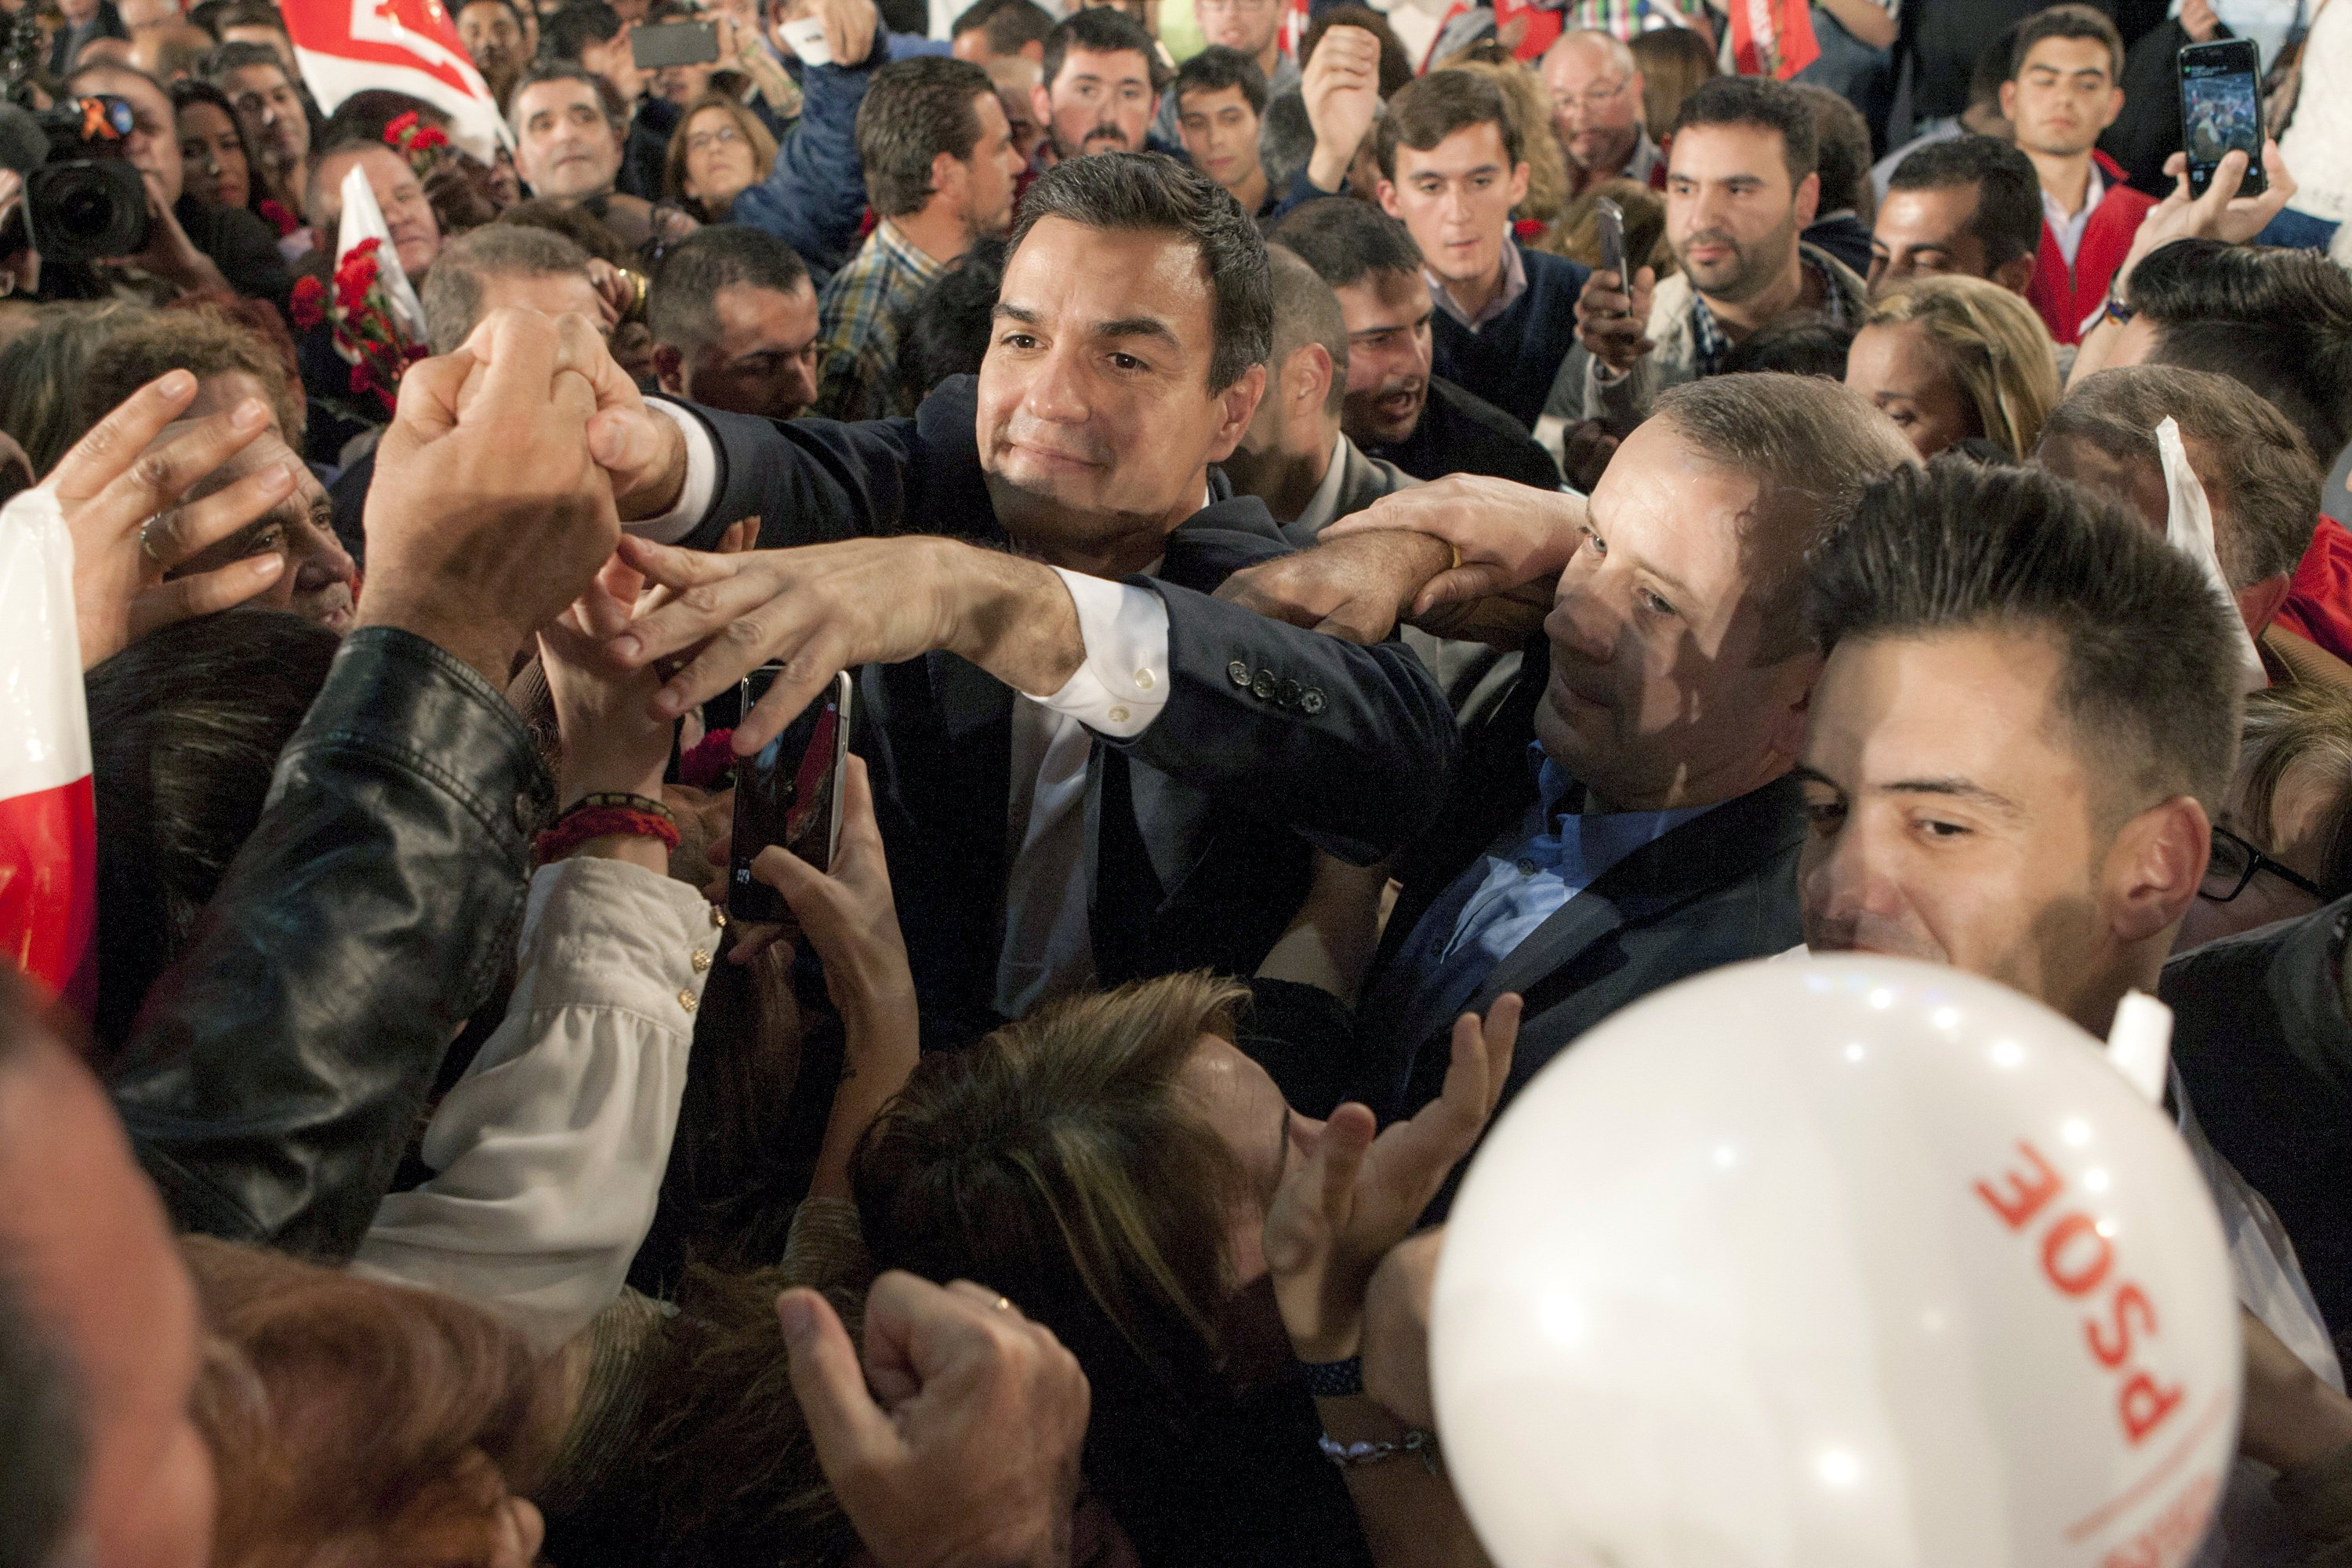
[568,791,676,824]
[534,805,681,865]
[1318,1428,1442,1475]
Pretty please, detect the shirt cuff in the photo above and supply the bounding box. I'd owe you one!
[1029,568,1170,739]
[631,401,720,545]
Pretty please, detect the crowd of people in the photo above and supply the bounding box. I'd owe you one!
[7,0,2352,1561]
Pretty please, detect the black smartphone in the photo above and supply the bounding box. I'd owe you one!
[632,17,720,69]
[727,667,853,925]
[1595,194,1626,289]
[2178,38,2267,199]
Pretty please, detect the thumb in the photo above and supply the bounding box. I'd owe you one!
[1412,562,1516,615]
[779,1288,899,1478]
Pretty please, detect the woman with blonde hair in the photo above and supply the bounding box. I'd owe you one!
[662,91,780,225]
[1845,274,2060,460]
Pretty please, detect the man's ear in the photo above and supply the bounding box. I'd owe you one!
[1018,38,1043,62]
[2105,794,2211,946]
[1760,648,1824,775]
[1508,160,1530,209]
[1998,78,2020,125]
[2235,574,2293,641]
[1794,169,1820,228]
[1376,179,1400,218]
[1204,362,1269,463]
[1030,81,1053,133]
[1992,254,2036,296]
[1297,341,1334,408]
[652,342,687,395]
[931,147,966,207]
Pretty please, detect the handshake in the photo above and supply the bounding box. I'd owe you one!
[354,307,694,688]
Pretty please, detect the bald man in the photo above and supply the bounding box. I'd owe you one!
[1541,29,1664,197]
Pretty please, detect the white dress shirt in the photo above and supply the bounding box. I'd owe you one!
[642,403,1178,1017]
[2042,162,2104,268]
[352,855,720,1352]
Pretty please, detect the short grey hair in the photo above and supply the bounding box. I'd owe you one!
[1650,372,1918,662]
[420,223,593,354]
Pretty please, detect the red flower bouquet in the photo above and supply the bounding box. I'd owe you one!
[384,110,451,181]
[289,238,426,415]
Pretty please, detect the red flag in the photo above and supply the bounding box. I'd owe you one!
[1729,0,1820,79]
[279,0,510,164]
[0,487,96,1013]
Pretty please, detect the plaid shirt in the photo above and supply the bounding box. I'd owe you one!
[1687,246,1858,378]
[1559,0,1710,39]
[814,219,949,423]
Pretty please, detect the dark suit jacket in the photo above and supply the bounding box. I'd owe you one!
[1352,637,1810,1129]
[1363,375,1562,491]
[677,376,1459,1046]
[2161,901,2352,1337]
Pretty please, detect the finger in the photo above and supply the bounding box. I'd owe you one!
[48,369,203,503]
[777,1287,900,1475]
[128,554,284,637]
[1410,563,1517,615]
[1477,994,1522,1118]
[834,752,882,855]
[717,517,759,554]
[727,920,795,965]
[142,457,299,569]
[463,307,566,423]
[729,648,840,750]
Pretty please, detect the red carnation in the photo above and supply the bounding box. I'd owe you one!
[256,198,299,238]
[289,274,327,330]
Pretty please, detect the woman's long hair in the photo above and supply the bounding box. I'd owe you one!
[1864,274,2062,459]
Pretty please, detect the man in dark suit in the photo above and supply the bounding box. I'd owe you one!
[575,151,1459,1047]
[1233,372,1915,1120]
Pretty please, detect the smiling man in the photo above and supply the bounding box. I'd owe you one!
[1378,70,1588,434]
[1573,74,1866,430]
[1998,5,2153,345]
[580,151,1457,1050]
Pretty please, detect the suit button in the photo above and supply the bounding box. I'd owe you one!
[1228,660,1251,688]
[1301,688,1327,715]
[1251,671,1276,700]
[1279,678,1303,707]
[677,990,699,1013]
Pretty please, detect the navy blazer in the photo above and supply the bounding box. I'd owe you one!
[672,377,1459,1046]
[1355,637,1809,1131]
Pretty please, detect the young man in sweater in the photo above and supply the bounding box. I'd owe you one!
[1377,70,1592,434]
[2001,4,2154,346]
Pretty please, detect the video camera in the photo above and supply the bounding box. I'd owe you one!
[18,96,152,263]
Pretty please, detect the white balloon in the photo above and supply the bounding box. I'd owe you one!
[1432,955,2241,1568]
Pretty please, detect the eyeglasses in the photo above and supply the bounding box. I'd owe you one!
[684,123,746,154]
[2198,824,2325,904]
[1550,76,1632,114]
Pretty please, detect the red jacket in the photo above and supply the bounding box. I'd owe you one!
[2274,514,2352,666]
[2026,151,2158,347]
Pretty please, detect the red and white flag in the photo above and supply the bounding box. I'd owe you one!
[280,0,511,165]
[1728,0,1819,79]
[0,486,96,1013]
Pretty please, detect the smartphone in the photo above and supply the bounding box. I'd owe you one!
[632,17,720,69]
[2178,38,2267,199]
[727,667,853,925]
[1595,195,1627,289]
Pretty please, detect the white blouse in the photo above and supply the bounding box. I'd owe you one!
[350,855,722,1354]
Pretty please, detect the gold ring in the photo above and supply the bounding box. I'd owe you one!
[139,518,168,564]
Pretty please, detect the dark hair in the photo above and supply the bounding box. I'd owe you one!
[211,1,290,36]
[1807,457,2243,815]
[2040,365,2321,587]
[1041,5,1166,95]
[1301,5,1412,98]
[0,1251,83,1568]
[421,220,593,352]
[171,76,267,217]
[194,38,286,85]
[857,56,993,218]
[2010,2,2124,82]
[539,0,624,59]
[1376,67,1519,182]
[1972,20,2024,109]
[896,236,1007,406]
[1269,193,1421,287]
[649,223,810,354]
[318,88,442,147]
[2128,239,2352,464]
[1672,74,1817,186]
[1718,313,1853,379]
[950,0,1053,56]
[75,300,305,451]
[1011,151,1271,390]
[1266,244,1347,414]
[508,57,624,131]
[1171,45,1266,118]
[1886,133,2043,271]
[457,0,528,30]
[1791,82,1868,217]
[85,611,341,1062]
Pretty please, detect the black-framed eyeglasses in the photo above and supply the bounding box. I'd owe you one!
[2199,824,2325,904]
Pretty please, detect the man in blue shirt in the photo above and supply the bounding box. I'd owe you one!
[1240,371,1915,1122]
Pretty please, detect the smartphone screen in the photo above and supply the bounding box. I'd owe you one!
[1595,196,1626,287]
[2179,39,2266,198]
[728,667,850,925]
[632,18,720,69]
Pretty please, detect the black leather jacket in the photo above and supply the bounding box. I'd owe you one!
[106,628,555,1261]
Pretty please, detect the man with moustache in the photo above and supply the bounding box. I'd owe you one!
[1573,75,1867,430]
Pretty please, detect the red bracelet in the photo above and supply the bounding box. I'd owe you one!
[534,806,681,865]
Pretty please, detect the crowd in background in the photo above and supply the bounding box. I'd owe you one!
[9,0,2352,1563]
